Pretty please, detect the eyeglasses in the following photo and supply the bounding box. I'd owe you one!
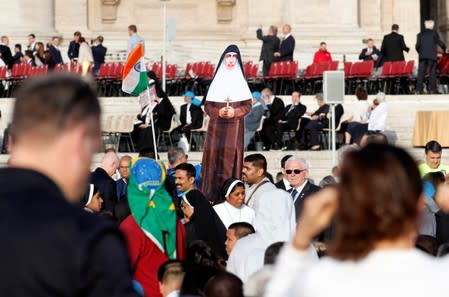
[285,169,306,175]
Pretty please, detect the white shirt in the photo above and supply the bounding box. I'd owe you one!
[186,103,192,124]
[166,291,180,297]
[368,102,387,131]
[214,201,255,229]
[352,100,370,122]
[265,245,449,297]
[282,178,291,191]
[245,178,276,208]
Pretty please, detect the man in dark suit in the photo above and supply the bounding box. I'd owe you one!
[275,154,293,190]
[278,91,306,145]
[0,74,139,297]
[48,36,63,68]
[380,24,409,64]
[359,38,381,63]
[92,35,107,76]
[67,31,81,61]
[284,156,321,219]
[274,24,295,61]
[261,88,285,150]
[256,25,280,76]
[90,151,119,215]
[416,20,447,94]
[0,36,13,69]
[173,91,203,143]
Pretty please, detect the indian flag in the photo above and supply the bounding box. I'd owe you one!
[121,43,148,96]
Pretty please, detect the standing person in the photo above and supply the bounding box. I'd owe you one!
[78,37,94,76]
[380,24,409,64]
[256,25,280,76]
[313,42,333,64]
[0,36,12,69]
[200,44,252,201]
[11,44,23,65]
[359,38,381,62]
[0,73,139,296]
[416,20,447,94]
[225,222,256,256]
[128,24,145,55]
[67,31,81,61]
[48,36,63,68]
[265,144,449,297]
[274,24,295,62]
[92,35,107,76]
[27,33,36,51]
[177,163,227,259]
[90,151,119,215]
[121,158,186,297]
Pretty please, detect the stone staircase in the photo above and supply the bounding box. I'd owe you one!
[0,94,448,183]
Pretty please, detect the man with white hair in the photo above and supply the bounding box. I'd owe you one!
[416,20,447,94]
[90,151,120,214]
[284,156,321,219]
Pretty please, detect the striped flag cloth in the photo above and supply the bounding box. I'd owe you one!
[121,43,148,96]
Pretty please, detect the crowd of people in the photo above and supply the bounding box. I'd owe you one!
[3,73,449,297]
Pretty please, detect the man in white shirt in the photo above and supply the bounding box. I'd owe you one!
[284,156,321,219]
[367,92,388,132]
[157,260,185,297]
[242,153,276,209]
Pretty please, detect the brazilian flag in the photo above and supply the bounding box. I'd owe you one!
[128,158,177,259]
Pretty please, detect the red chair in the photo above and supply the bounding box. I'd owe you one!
[402,60,414,77]
[344,62,352,78]
[390,61,406,78]
[329,61,339,71]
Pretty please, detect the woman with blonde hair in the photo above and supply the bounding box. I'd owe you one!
[77,37,93,75]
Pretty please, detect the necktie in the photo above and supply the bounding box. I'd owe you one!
[290,188,298,201]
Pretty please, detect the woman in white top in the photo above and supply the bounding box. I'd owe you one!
[78,37,94,76]
[214,178,255,229]
[265,144,449,297]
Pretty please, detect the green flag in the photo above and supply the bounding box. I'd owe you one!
[128,158,177,259]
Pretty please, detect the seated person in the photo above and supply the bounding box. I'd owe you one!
[260,88,285,150]
[213,178,255,229]
[345,92,387,145]
[297,93,329,150]
[313,42,332,64]
[359,38,381,62]
[277,91,306,146]
[340,86,369,139]
[244,92,265,149]
[172,91,203,147]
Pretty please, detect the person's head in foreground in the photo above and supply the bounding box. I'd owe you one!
[158,260,185,297]
[204,271,244,297]
[81,184,103,213]
[225,222,256,255]
[220,177,246,208]
[294,144,423,261]
[9,73,101,202]
[425,140,443,170]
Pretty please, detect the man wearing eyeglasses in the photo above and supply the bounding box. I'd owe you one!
[284,156,320,219]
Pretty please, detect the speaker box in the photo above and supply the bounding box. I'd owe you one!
[323,71,345,104]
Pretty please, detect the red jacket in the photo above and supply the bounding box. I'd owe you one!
[120,215,186,297]
[313,49,333,64]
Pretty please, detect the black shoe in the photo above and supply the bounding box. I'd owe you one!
[272,143,281,150]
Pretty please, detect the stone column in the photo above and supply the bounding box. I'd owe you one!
[437,0,449,44]
[0,0,55,35]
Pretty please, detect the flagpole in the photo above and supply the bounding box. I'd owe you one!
[147,88,159,161]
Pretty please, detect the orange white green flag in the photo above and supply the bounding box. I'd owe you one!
[121,43,148,96]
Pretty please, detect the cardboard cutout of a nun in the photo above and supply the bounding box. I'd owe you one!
[200,45,252,201]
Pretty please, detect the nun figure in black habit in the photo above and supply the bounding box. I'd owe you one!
[180,190,228,260]
[200,45,252,201]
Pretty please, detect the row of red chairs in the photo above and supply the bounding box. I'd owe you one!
[267,60,299,79]
[377,60,414,80]
[243,61,259,80]
[150,63,179,80]
[304,61,339,80]
[345,61,374,80]
[184,61,215,80]
[97,63,124,80]
[3,63,49,80]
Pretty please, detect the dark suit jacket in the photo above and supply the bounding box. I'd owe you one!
[153,97,176,131]
[294,181,321,219]
[90,167,117,214]
[49,45,63,65]
[275,179,287,191]
[416,29,446,61]
[0,168,138,297]
[256,29,280,63]
[0,44,13,68]
[267,97,285,125]
[380,32,409,63]
[12,52,23,65]
[359,46,381,61]
[279,35,295,61]
[67,40,80,60]
[116,178,127,201]
[281,103,306,130]
[92,44,107,73]
[180,103,203,129]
